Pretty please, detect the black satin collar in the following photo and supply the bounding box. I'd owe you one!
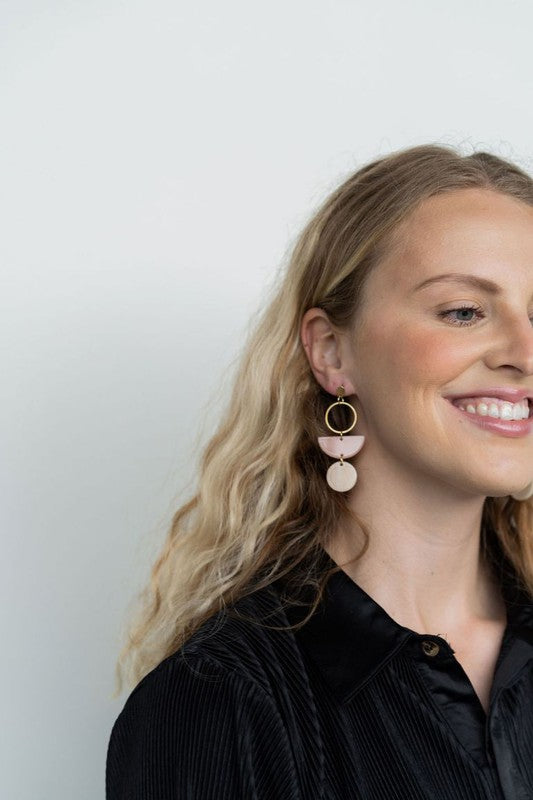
[282,545,533,705]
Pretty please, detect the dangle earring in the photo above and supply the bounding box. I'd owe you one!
[511,481,533,501]
[318,385,365,492]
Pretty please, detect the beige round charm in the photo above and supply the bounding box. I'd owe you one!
[326,460,357,492]
[511,480,533,500]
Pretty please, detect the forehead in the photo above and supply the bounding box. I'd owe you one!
[374,187,533,290]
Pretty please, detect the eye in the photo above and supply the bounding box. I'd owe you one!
[438,304,484,327]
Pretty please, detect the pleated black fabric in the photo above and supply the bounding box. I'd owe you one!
[106,546,533,799]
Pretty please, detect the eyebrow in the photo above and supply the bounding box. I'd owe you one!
[413,272,501,295]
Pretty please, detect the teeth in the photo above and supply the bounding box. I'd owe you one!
[489,403,500,418]
[455,397,530,420]
[513,404,525,420]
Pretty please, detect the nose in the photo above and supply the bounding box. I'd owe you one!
[484,313,533,375]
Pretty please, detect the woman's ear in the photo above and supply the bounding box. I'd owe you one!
[300,308,357,396]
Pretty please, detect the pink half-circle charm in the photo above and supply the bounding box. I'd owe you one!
[318,435,365,459]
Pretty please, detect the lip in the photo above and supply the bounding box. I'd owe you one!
[444,387,532,403]
[445,399,533,438]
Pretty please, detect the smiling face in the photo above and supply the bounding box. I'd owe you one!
[343,187,533,498]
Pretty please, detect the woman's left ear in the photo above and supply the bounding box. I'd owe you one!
[300,308,357,396]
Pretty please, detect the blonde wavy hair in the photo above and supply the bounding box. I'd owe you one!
[113,143,533,698]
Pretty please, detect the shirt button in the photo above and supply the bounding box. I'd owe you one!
[421,640,440,657]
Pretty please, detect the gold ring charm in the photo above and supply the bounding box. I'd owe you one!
[325,400,357,435]
[317,385,365,492]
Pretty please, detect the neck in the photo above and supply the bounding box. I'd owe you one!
[326,461,505,636]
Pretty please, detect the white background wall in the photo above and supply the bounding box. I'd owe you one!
[2,1,532,797]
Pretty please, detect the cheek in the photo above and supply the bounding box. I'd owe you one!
[362,321,473,386]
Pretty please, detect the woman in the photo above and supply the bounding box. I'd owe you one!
[106,143,533,799]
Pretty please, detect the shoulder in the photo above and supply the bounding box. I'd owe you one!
[106,581,316,798]
[123,578,306,709]
[179,579,304,692]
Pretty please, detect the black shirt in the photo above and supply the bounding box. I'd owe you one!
[106,546,533,799]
